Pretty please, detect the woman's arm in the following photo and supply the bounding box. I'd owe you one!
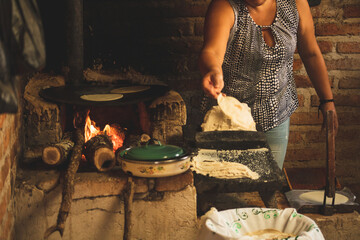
[198,0,234,99]
[296,0,338,133]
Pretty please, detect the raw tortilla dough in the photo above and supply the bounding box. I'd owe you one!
[201,95,256,132]
[244,229,296,239]
[192,158,259,180]
[201,106,256,132]
[80,93,123,102]
[299,191,349,205]
[110,85,150,94]
[217,94,256,131]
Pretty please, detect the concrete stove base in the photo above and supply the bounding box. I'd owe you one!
[14,168,198,240]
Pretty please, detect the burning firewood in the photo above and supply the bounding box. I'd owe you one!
[44,128,84,239]
[83,134,115,172]
[42,132,74,166]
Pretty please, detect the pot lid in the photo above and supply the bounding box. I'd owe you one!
[120,140,184,161]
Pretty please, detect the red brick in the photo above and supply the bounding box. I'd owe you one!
[160,19,195,37]
[337,111,360,125]
[172,3,208,17]
[293,58,303,71]
[304,130,326,143]
[336,42,360,53]
[297,94,305,107]
[288,131,304,144]
[336,142,360,161]
[310,6,339,18]
[318,41,333,53]
[335,95,360,107]
[315,23,360,36]
[311,94,360,107]
[310,95,319,107]
[338,76,360,89]
[325,57,360,70]
[285,147,325,162]
[294,74,333,89]
[344,4,360,18]
[294,74,312,88]
[290,112,323,125]
[158,1,209,18]
[336,127,360,142]
[194,19,204,36]
[336,166,360,184]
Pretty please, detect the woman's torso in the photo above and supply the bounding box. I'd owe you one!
[221,0,299,131]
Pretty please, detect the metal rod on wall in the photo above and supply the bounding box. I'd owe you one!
[65,0,84,86]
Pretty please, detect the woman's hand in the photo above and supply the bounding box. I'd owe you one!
[202,70,224,99]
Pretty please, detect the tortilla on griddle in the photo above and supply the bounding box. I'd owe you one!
[80,93,124,102]
[110,85,150,94]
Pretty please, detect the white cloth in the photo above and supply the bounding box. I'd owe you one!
[197,208,325,240]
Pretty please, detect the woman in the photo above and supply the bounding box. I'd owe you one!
[198,0,338,169]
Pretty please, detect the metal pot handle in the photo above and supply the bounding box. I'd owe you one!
[145,138,162,147]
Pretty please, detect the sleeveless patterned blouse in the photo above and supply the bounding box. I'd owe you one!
[201,0,299,132]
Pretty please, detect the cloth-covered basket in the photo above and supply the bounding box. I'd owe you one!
[198,208,324,240]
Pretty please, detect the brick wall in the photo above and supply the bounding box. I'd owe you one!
[0,76,23,240]
[287,0,360,185]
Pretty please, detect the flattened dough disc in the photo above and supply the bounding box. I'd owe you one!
[299,191,349,205]
[80,93,124,102]
[217,93,242,118]
[110,85,150,94]
[217,94,256,131]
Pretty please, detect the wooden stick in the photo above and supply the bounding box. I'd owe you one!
[44,128,84,239]
[42,132,74,166]
[123,177,135,240]
[83,134,115,172]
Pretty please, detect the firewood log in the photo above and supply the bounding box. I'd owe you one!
[124,177,135,240]
[44,128,84,239]
[83,134,115,172]
[42,132,74,166]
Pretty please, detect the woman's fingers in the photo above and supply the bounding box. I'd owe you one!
[202,71,224,99]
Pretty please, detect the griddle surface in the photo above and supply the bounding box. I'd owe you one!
[39,84,169,106]
[195,131,267,150]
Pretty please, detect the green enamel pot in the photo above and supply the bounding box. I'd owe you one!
[119,139,191,178]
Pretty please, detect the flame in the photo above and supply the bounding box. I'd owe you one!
[84,111,125,151]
